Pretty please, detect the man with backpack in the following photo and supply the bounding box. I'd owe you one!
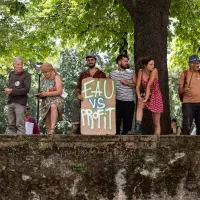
[178,55,200,135]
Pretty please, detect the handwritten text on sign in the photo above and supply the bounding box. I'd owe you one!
[81,78,116,135]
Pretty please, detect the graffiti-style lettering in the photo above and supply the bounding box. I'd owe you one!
[104,80,115,100]
[82,79,94,99]
[81,107,115,129]
[82,79,115,100]
[81,78,116,134]
[88,97,106,109]
[91,80,103,97]
[96,97,105,109]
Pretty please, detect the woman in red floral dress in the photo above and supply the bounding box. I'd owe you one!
[133,57,163,136]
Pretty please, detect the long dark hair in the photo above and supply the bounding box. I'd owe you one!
[137,57,153,69]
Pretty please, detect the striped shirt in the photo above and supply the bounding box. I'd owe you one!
[110,69,135,101]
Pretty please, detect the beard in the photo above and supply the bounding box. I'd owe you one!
[121,64,129,70]
[88,64,95,68]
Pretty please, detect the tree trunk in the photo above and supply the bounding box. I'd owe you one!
[121,0,171,134]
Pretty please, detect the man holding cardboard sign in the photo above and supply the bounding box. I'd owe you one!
[68,55,106,135]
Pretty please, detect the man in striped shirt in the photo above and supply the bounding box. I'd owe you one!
[110,54,136,135]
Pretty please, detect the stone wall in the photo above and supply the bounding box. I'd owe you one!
[0,135,200,200]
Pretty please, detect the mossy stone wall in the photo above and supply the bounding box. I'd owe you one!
[0,135,199,200]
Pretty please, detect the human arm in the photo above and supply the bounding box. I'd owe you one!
[120,72,137,88]
[178,72,189,95]
[75,73,84,101]
[143,68,158,102]
[136,70,143,101]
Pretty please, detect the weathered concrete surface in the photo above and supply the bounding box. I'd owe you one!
[0,135,200,200]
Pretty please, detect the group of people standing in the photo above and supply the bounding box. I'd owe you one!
[3,54,200,135]
[68,54,163,136]
[3,57,64,135]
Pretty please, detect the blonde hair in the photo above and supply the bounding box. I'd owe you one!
[40,63,58,75]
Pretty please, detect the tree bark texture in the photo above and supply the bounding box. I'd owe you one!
[121,0,171,134]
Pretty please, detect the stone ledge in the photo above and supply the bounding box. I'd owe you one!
[0,135,200,199]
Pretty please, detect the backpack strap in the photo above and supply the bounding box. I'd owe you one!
[178,70,187,102]
[183,70,187,86]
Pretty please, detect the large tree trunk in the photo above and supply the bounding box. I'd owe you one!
[121,0,171,134]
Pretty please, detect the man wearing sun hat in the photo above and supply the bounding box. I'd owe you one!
[178,54,200,135]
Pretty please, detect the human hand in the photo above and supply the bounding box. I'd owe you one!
[142,98,148,103]
[35,90,45,98]
[120,79,128,85]
[39,90,47,98]
[4,88,12,94]
[184,87,190,93]
[138,96,144,102]
[77,94,83,101]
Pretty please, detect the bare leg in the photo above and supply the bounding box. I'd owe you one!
[50,104,58,130]
[136,100,145,121]
[45,110,51,133]
[152,112,161,135]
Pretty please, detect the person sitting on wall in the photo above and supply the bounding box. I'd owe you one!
[25,106,40,134]
[67,55,106,135]
[36,63,65,134]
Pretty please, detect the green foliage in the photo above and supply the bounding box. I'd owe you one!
[169,0,200,68]
[0,0,134,66]
[168,67,182,125]
[0,0,57,66]
[0,75,8,133]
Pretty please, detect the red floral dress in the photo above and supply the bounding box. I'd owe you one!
[141,76,163,113]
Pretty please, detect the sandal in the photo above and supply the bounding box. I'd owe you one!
[48,128,55,135]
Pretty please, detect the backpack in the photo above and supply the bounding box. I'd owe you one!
[178,71,187,102]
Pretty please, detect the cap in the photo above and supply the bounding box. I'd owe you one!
[188,55,200,63]
[86,55,96,60]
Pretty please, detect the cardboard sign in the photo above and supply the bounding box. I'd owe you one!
[81,78,116,135]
